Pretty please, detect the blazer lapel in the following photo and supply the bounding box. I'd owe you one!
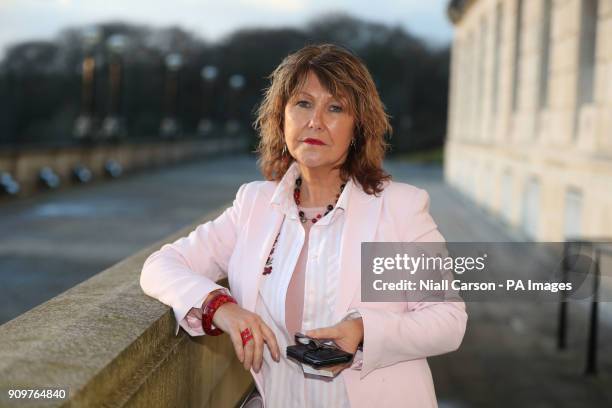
[240,197,285,312]
[334,184,383,320]
[237,178,383,319]
[238,164,297,312]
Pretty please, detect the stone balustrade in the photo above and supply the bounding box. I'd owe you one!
[0,208,253,407]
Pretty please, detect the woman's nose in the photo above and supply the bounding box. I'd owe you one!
[307,107,324,130]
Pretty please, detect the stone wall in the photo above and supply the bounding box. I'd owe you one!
[0,209,253,407]
[0,137,248,199]
[445,0,612,240]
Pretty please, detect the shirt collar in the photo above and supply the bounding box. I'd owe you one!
[270,161,353,220]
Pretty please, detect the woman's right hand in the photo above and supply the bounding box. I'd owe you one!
[211,300,280,372]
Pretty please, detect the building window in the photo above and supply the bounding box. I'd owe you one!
[468,31,476,135]
[521,178,540,239]
[501,170,513,222]
[564,189,582,239]
[460,38,469,136]
[538,0,552,109]
[450,40,461,137]
[492,2,503,114]
[483,165,494,210]
[478,17,487,127]
[511,0,524,112]
[577,0,599,107]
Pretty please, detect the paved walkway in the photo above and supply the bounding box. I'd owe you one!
[384,161,612,408]
[0,155,256,323]
[1,154,610,406]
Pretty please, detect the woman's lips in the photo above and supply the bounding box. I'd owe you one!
[303,138,325,145]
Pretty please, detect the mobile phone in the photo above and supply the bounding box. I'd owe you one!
[286,332,354,368]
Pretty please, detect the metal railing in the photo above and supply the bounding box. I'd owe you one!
[557,238,612,375]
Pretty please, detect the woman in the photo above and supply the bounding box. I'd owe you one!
[140,43,467,408]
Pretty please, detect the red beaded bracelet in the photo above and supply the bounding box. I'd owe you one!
[202,293,237,336]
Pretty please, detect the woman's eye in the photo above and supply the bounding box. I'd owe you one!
[297,100,311,108]
[329,105,343,113]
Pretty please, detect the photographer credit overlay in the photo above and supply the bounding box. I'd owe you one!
[361,242,612,302]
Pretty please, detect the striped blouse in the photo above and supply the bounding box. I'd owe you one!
[255,205,352,407]
[183,171,362,407]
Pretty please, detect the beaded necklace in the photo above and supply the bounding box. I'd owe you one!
[294,176,346,224]
[262,176,346,276]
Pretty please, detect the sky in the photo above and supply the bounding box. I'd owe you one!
[0,0,454,58]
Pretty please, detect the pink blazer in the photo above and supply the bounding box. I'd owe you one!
[141,177,467,408]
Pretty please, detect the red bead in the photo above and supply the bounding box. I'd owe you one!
[312,218,317,223]
[263,266,272,275]
[316,214,322,218]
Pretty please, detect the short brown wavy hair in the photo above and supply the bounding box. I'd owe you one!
[254,43,392,195]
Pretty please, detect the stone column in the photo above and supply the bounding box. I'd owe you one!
[547,0,582,145]
[594,1,612,153]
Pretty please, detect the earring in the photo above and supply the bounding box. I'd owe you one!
[350,138,356,149]
[282,144,288,155]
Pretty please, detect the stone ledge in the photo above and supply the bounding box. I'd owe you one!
[0,137,249,199]
[0,206,252,407]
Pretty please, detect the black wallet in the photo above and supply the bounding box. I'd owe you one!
[286,333,354,368]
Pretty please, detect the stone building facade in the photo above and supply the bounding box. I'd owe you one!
[445,0,611,240]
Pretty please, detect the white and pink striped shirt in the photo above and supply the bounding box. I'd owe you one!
[183,167,362,407]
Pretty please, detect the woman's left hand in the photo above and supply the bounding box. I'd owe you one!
[305,317,363,376]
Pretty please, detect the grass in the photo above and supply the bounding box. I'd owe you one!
[395,147,444,165]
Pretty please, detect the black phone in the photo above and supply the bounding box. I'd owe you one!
[286,332,354,368]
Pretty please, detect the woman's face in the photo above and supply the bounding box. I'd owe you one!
[283,71,355,172]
